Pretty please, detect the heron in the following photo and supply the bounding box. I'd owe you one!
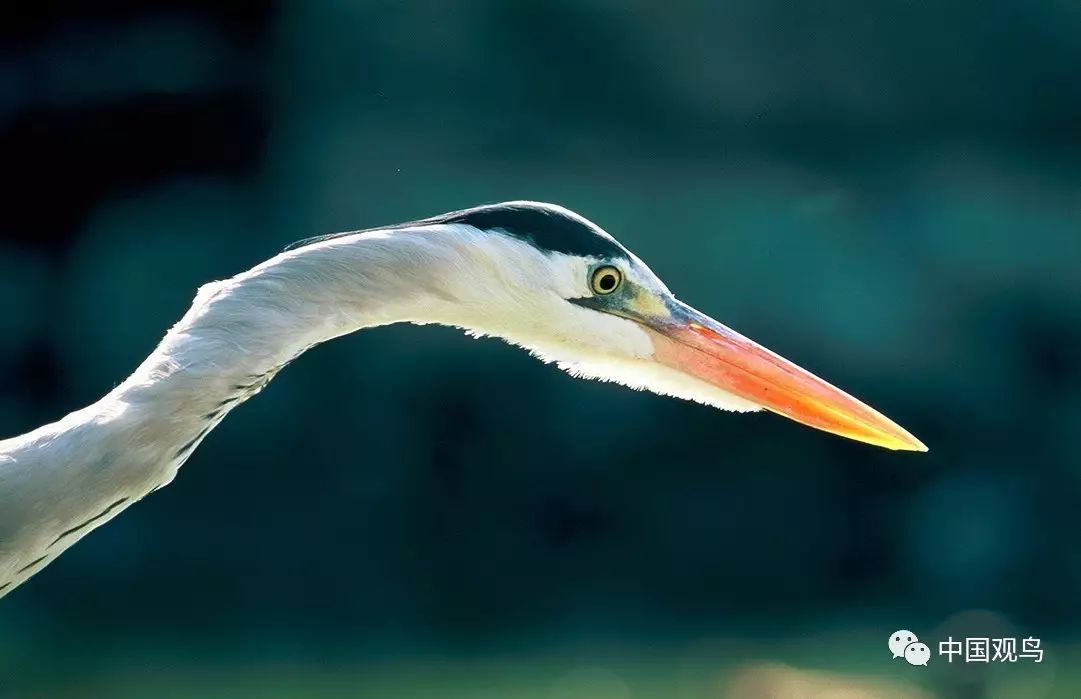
[0,201,925,598]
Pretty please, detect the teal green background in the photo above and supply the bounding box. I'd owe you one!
[1,2,1080,697]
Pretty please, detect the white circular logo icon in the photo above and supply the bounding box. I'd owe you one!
[904,642,931,666]
[889,630,918,659]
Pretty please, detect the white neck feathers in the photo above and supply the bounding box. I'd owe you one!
[0,224,494,595]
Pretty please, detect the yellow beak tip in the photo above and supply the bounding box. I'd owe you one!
[883,433,929,453]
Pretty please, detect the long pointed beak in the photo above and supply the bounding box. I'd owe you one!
[644,300,927,451]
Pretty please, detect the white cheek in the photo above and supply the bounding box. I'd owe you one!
[521,310,655,363]
[555,355,762,413]
[400,232,757,413]
[476,304,759,413]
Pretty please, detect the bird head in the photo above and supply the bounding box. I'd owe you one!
[447,202,925,452]
[293,201,926,452]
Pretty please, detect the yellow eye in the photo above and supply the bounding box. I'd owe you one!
[590,265,623,295]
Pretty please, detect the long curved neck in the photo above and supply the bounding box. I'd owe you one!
[147,226,469,384]
[0,227,470,595]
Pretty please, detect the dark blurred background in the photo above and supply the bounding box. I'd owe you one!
[1,2,1080,697]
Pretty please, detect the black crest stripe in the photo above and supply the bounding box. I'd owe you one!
[285,202,628,260]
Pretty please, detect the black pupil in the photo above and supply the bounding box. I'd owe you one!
[598,272,617,291]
